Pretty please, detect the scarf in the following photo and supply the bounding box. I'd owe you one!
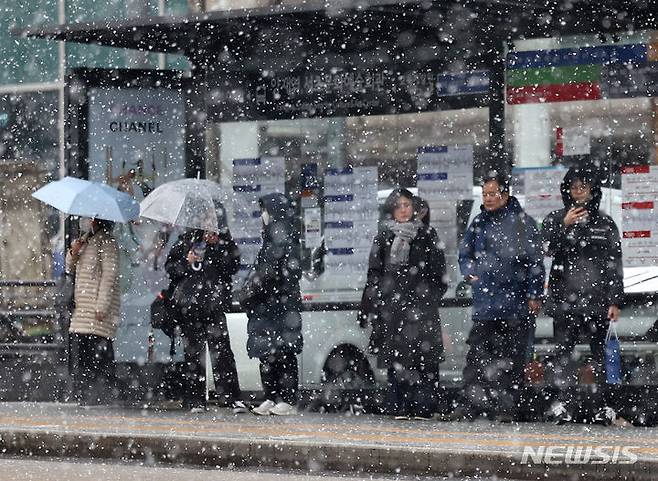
[386,220,421,265]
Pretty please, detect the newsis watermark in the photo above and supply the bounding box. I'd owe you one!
[521,445,639,465]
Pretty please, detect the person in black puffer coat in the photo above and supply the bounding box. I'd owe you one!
[359,188,447,420]
[240,193,303,416]
[542,165,623,426]
[165,210,241,413]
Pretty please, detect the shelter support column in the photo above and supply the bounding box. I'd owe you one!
[513,103,552,168]
[186,58,208,179]
[488,40,508,177]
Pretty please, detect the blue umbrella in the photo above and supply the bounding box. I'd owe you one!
[32,176,140,223]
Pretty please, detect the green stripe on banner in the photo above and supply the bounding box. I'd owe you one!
[506,64,602,88]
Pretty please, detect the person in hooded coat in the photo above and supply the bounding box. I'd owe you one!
[359,189,447,420]
[542,166,623,426]
[165,204,243,413]
[240,193,303,416]
[457,173,544,422]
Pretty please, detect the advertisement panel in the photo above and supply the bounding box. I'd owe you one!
[86,85,186,363]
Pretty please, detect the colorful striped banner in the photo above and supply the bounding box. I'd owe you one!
[506,43,653,104]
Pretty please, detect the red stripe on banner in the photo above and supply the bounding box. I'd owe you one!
[507,82,601,104]
[621,165,651,174]
[622,201,654,209]
[555,127,564,157]
[623,231,651,239]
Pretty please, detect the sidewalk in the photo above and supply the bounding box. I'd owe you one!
[0,402,654,480]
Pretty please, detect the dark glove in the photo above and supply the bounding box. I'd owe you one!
[237,269,261,309]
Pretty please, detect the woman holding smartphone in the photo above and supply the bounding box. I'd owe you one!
[165,213,243,413]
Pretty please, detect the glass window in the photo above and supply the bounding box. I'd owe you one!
[0,0,59,85]
[0,91,59,168]
[65,0,161,70]
[208,109,489,303]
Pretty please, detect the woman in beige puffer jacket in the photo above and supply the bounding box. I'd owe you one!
[65,218,120,404]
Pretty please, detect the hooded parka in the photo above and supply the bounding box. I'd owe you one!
[359,189,448,371]
[542,167,623,315]
[244,193,303,359]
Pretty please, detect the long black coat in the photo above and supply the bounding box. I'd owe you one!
[243,193,303,359]
[543,168,623,316]
[359,224,447,370]
[165,231,240,321]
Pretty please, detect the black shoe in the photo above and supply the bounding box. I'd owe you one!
[182,401,207,413]
[495,413,515,423]
[448,406,476,422]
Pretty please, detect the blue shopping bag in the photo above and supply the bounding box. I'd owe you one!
[605,322,621,384]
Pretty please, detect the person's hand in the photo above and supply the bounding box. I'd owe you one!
[70,238,85,256]
[357,311,369,329]
[608,305,620,322]
[186,250,201,265]
[563,207,588,226]
[528,299,542,316]
[466,274,479,283]
[95,311,103,321]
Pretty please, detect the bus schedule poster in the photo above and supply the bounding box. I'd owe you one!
[621,165,658,267]
[417,144,473,266]
[323,167,378,276]
[232,156,286,270]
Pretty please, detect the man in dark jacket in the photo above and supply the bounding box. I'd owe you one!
[165,222,242,413]
[543,166,623,426]
[240,193,303,416]
[458,173,544,422]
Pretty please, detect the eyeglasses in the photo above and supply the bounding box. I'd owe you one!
[482,191,502,199]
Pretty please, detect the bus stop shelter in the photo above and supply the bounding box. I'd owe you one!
[15,0,658,177]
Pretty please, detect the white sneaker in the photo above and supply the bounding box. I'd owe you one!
[547,402,572,425]
[189,406,206,414]
[252,399,276,416]
[270,401,297,416]
[593,406,617,426]
[231,400,249,414]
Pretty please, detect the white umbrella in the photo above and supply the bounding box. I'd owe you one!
[140,178,228,232]
[32,176,140,223]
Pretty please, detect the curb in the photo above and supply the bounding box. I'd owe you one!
[0,429,654,480]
